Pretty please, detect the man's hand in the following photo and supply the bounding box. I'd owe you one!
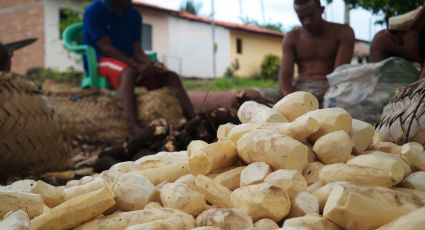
[279,31,296,96]
[136,62,152,74]
[153,62,167,74]
[134,62,156,79]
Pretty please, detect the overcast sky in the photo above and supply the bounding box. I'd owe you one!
[135,0,386,41]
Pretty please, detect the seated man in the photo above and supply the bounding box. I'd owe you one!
[279,0,355,102]
[84,0,195,135]
[370,4,425,78]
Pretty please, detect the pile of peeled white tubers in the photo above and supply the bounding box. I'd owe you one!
[2,91,425,230]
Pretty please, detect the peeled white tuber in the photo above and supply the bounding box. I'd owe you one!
[0,190,43,219]
[301,108,352,141]
[272,91,319,121]
[264,169,307,199]
[238,101,288,124]
[312,130,353,164]
[319,163,393,187]
[288,191,319,218]
[302,162,324,185]
[240,162,272,187]
[349,119,375,154]
[160,181,206,216]
[0,210,30,230]
[195,208,253,230]
[214,166,246,191]
[231,183,291,222]
[237,130,308,172]
[189,139,238,175]
[113,172,157,211]
[282,214,341,230]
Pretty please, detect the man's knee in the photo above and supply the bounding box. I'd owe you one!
[161,71,181,85]
[118,67,140,91]
[121,67,138,83]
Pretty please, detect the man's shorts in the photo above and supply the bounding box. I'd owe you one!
[295,79,327,100]
[98,57,160,90]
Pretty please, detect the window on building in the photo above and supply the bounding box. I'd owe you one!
[59,7,81,39]
[236,38,243,54]
[142,24,152,50]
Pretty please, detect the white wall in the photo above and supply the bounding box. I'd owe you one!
[44,0,83,71]
[139,9,169,63]
[167,16,231,78]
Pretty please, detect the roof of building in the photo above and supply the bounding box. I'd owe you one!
[132,0,285,38]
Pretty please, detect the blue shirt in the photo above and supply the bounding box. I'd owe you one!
[83,0,142,59]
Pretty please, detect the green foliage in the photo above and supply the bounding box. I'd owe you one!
[325,0,423,25]
[26,68,82,89]
[260,54,281,81]
[180,0,202,15]
[183,77,277,92]
[241,17,284,32]
[59,1,90,36]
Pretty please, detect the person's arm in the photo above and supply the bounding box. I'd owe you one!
[133,42,153,67]
[96,37,142,71]
[279,33,296,96]
[334,25,355,68]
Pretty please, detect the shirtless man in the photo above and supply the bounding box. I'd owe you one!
[279,0,355,102]
[370,4,425,78]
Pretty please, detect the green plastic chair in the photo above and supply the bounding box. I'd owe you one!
[62,23,158,89]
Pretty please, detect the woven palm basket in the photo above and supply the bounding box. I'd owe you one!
[47,87,184,146]
[376,78,425,145]
[0,72,70,179]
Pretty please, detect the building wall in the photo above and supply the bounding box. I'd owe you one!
[168,16,231,78]
[230,30,283,77]
[136,7,170,63]
[0,0,45,74]
[44,0,84,71]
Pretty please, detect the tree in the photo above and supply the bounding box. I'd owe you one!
[59,1,90,37]
[241,17,284,32]
[180,0,202,15]
[326,0,423,25]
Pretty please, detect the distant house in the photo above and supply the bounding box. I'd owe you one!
[353,39,371,64]
[0,0,284,78]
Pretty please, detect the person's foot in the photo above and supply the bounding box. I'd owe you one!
[127,118,171,151]
[149,118,169,135]
[128,125,144,137]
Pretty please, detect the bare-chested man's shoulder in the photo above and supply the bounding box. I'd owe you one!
[285,22,353,44]
[328,22,355,40]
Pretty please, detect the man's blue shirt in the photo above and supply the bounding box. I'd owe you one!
[83,0,142,59]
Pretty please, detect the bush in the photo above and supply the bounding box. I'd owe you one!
[260,54,281,81]
[26,68,82,89]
